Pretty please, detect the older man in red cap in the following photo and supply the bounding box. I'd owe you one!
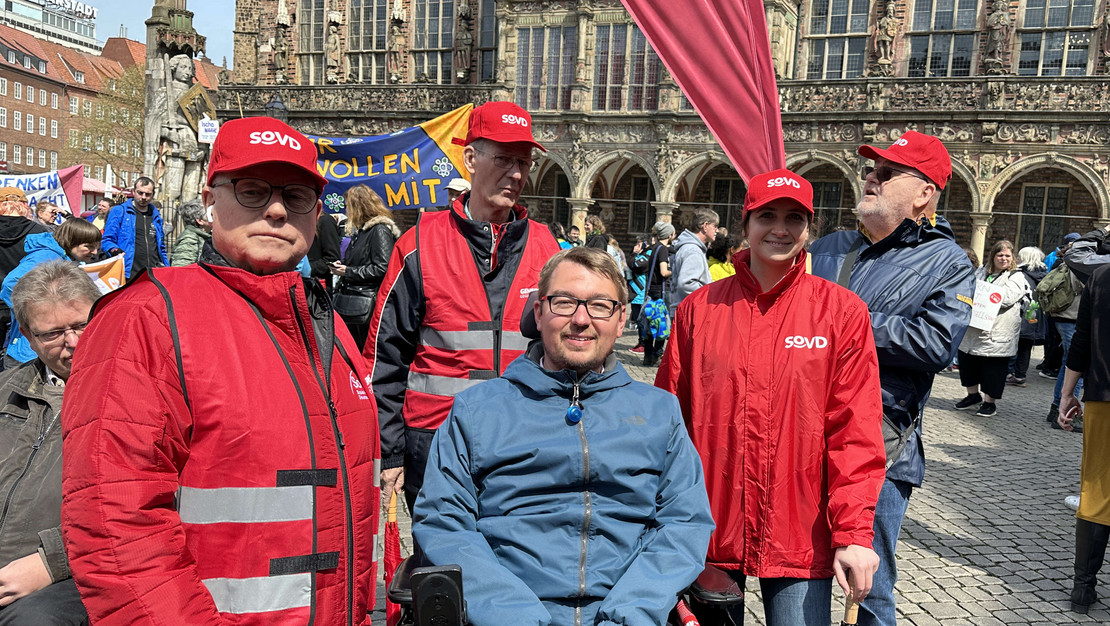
[61,117,381,625]
[808,130,976,626]
[366,101,560,521]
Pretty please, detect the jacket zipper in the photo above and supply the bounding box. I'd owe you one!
[291,288,356,626]
[573,382,591,604]
[0,411,58,535]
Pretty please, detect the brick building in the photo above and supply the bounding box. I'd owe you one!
[220,0,1110,259]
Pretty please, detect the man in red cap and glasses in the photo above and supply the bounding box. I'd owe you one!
[809,130,976,626]
[366,101,559,523]
[61,117,381,625]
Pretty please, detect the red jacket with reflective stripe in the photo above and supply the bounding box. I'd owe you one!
[62,263,380,625]
[367,199,559,472]
[655,249,885,578]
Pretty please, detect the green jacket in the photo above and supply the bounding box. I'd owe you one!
[170,224,211,267]
[0,360,68,582]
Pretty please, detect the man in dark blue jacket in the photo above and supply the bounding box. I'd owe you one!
[809,131,975,626]
[101,178,167,279]
[414,247,713,626]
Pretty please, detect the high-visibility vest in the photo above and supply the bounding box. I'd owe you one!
[403,210,557,430]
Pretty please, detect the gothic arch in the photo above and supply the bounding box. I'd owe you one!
[949,159,980,215]
[575,150,661,201]
[660,151,731,203]
[533,152,576,196]
[785,150,862,203]
[984,153,1109,221]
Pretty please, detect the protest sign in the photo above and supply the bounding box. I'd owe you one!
[0,164,83,213]
[969,279,1004,331]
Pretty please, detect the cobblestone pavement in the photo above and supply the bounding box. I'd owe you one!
[372,337,1096,625]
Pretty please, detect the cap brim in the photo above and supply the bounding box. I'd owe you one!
[209,159,329,192]
[744,195,814,215]
[858,144,935,185]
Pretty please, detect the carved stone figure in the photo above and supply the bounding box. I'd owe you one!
[454,0,474,81]
[391,0,406,22]
[983,0,1011,74]
[151,54,204,207]
[326,24,341,83]
[874,3,898,65]
[273,23,289,84]
[388,22,405,82]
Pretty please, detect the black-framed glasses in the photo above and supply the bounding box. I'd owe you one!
[31,321,87,344]
[211,178,320,214]
[861,165,929,184]
[543,296,622,319]
[473,148,538,173]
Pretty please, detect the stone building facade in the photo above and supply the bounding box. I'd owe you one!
[220,0,1110,258]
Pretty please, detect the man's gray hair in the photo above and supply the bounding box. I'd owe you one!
[12,260,100,332]
[179,199,205,224]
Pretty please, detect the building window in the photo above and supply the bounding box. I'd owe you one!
[298,0,328,84]
[411,0,454,83]
[477,0,497,81]
[38,118,44,136]
[0,78,7,96]
[94,165,103,180]
[628,176,656,234]
[25,114,32,134]
[516,26,576,111]
[49,151,56,169]
[14,82,21,100]
[37,149,44,168]
[712,176,747,232]
[0,142,5,162]
[38,60,45,73]
[1018,0,1095,75]
[74,71,84,83]
[812,181,854,235]
[95,136,103,151]
[108,138,116,154]
[6,51,14,64]
[552,173,571,225]
[21,55,29,69]
[1017,184,1069,249]
[50,119,56,138]
[82,101,91,117]
[69,129,77,148]
[0,108,5,128]
[26,88,33,104]
[50,93,57,109]
[25,147,32,166]
[95,104,103,119]
[38,89,45,106]
[13,112,20,131]
[594,24,661,111]
[907,0,978,77]
[12,145,20,165]
[348,0,389,83]
[806,0,869,79]
[69,96,77,114]
[82,133,90,150]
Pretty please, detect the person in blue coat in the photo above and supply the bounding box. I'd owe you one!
[1,218,101,368]
[100,178,167,279]
[414,247,714,626]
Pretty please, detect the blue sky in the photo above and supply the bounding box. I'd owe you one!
[95,1,236,69]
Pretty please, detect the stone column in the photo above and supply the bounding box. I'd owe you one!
[568,198,593,230]
[969,212,993,264]
[652,201,679,224]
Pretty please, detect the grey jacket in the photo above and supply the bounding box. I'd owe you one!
[668,229,710,307]
[0,360,68,582]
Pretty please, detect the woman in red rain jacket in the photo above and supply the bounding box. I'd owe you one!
[656,169,886,626]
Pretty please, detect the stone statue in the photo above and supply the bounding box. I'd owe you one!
[388,22,404,83]
[984,2,1011,62]
[152,54,204,207]
[274,24,288,71]
[454,0,474,81]
[326,23,341,83]
[873,3,898,65]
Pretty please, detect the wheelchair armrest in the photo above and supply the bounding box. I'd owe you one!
[386,556,420,605]
[690,564,744,606]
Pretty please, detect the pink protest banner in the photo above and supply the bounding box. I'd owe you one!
[620,0,785,182]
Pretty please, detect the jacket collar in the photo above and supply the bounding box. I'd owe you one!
[502,341,630,400]
[862,215,957,258]
[732,247,808,298]
[0,360,63,415]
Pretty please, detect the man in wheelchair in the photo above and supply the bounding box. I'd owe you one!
[412,247,715,625]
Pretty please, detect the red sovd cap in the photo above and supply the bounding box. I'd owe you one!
[858,130,951,190]
[207,117,328,190]
[743,168,814,215]
[457,101,546,152]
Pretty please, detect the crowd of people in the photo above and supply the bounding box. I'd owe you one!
[0,99,1107,626]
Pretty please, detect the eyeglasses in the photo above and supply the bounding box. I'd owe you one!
[543,296,622,319]
[861,165,929,184]
[473,148,538,173]
[31,321,87,344]
[211,178,320,214]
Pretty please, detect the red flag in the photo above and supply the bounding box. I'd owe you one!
[384,492,402,626]
[620,0,785,182]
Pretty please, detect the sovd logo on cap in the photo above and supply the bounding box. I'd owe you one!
[501,114,529,128]
[894,137,910,147]
[766,176,802,189]
[249,130,302,150]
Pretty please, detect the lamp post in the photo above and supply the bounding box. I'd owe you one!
[264,93,288,123]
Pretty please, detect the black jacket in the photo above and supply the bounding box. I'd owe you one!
[338,216,400,299]
[308,214,342,283]
[0,216,47,290]
[1068,264,1110,402]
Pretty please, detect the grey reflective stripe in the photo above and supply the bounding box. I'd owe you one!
[177,486,312,524]
[501,333,532,352]
[419,328,492,351]
[203,573,312,614]
[406,371,484,397]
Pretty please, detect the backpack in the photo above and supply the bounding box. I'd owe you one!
[1036,263,1076,315]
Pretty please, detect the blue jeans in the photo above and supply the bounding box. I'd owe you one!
[1053,321,1084,406]
[858,478,913,626]
[721,572,832,625]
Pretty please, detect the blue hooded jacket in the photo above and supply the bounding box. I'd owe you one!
[1,233,70,363]
[100,198,167,278]
[808,217,975,486]
[413,345,714,626]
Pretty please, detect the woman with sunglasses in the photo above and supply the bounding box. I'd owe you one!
[656,169,885,625]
